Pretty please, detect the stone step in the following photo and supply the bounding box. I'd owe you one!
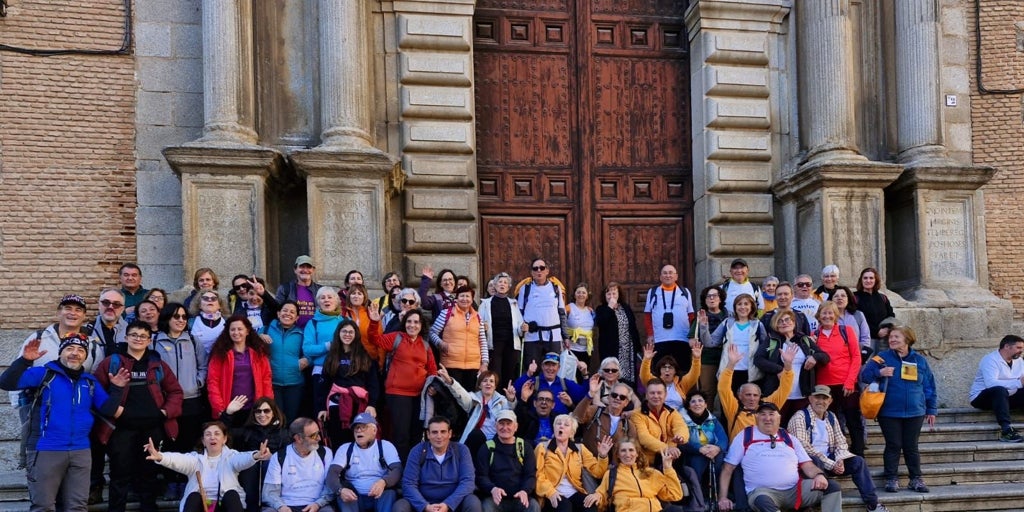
[837,459,1024,491]
[864,422,1014,444]
[842,481,1024,512]
[863,440,1024,466]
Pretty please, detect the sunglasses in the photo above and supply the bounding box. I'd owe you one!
[100,300,125,309]
[401,298,417,305]
[796,283,812,287]
[306,431,322,440]
[254,408,273,414]
[201,295,219,302]
[532,265,547,271]
[602,368,619,373]
[608,392,629,401]
[234,284,252,292]
[171,313,188,320]
[534,397,554,402]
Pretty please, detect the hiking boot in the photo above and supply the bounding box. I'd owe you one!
[1000,428,1024,443]
[908,477,929,493]
[884,478,899,493]
[869,505,891,512]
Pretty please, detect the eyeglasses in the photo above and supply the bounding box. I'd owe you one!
[534,397,554,403]
[706,294,719,299]
[305,431,322,440]
[125,333,149,341]
[401,298,417,305]
[254,408,273,415]
[532,265,547,271]
[660,364,675,370]
[796,283,812,288]
[777,317,794,324]
[100,300,125,309]
[171,314,188,320]
[608,392,629,401]
[602,368,619,374]
[201,295,219,302]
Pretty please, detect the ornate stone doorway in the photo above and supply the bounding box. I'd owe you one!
[473,0,693,306]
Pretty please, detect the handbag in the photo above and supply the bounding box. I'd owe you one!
[860,377,888,420]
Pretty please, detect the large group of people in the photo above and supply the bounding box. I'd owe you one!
[11,255,1024,512]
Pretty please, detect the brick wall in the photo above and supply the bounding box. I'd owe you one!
[972,0,1024,317]
[0,0,136,327]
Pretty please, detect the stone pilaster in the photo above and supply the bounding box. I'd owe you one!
[201,0,257,143]
[318,0,375,149]
[391,0,479,282]
[686,0,790,286]
[894,0,949,165]
[163,147,285,285]
[796,0,865,164]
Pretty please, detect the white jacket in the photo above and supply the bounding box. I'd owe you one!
[156,448,259,512]
[479,295,524,350]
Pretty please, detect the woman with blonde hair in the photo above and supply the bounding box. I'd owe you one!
[535,414,613,512]
[583,439,685,512]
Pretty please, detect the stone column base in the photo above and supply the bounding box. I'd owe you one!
[164,143,285,288]
[773,159,903,282]
[290,147,402,287]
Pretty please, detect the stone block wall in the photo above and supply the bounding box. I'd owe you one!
[970,0,1024,318]
[135,0,203,290]
[0,0,136,328]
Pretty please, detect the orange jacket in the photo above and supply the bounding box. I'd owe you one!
[639,356,701,400]
[629,404,689,461]
[534,440,608,499]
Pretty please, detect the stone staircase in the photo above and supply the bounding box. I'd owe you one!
[840,407,1024,511]
[0,408,1022,511]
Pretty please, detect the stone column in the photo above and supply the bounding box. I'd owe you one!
[686,0,791,287]
[201,0,257,143]
[894,0,948,165]
[318,0,374,149]
[797,0,865,164]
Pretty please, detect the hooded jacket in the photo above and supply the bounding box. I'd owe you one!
[93,349,184,442]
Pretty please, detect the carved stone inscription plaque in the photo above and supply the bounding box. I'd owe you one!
[310,184,382,284]
[924,200,972,280]
[194,185,258,276]
[828,195,880,276]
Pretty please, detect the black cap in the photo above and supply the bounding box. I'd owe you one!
[755,401,779,413]
[730,258,748,268]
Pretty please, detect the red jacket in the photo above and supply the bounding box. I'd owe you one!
[368,319,437,397]
[815,324,860,390]
[207,347,274,417]
[93,350,184,443]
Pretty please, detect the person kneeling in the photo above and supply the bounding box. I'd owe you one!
[717,402,842,512]
[327,413,401,512]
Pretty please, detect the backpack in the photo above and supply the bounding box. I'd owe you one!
[646,286,691,308]
[484,438,526,465]
[19,366,96,469]
[383,333,432,375]
[108,353,164,384]
[337,440,387,482]
[517,277,567,314]
[800,408,838,447]
[606,464,618,512]
[815,324,849,346]
[741,425,795,455]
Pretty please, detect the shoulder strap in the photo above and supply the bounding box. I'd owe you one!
[110,354,121,375]
[377,440,387,470]
[515,438,525,465]
[317,445,327,464]
[277,444,289,466]
[837,324,849,346]
[521,283,532,313]
[608,464,617,497]
[648,287,657,307]
[779,429,795,448]
[485,439,496,464]
[742,426,754,452]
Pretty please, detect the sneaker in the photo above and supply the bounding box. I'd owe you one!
[1000,428,1024,443]
[908,477,929,493]
[884,478,899,493]
[869,505,891,512]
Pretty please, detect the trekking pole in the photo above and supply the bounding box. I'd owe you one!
[707,460,719,512]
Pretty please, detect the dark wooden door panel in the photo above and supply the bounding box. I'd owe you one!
[475,0,692,302]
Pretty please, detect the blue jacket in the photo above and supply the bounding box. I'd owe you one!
[265,320,305,386]
[0,359,122,451]
[302,311,345,367]
[860,349,938,418]
[681,411,728,456]
[401,441,476,512]
[513,373,587,415]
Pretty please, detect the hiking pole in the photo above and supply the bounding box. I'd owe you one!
[707,460,719,512]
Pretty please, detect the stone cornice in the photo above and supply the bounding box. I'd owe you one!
[772,160,903,200]
[886,165,996,194]
[163,144,285,179]
[686,0,792,37]
[390,0,475,16]
[290,146,405,195]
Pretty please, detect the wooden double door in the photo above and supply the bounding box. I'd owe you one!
[474,0,693,308]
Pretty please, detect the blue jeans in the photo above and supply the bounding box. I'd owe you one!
[817,454,878,508]
[338,490,395,512]
[273,384,304,425]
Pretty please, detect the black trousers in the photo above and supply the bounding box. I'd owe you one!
[971,386,1024,432]
[107,424,164,512]
[182,490,243,512]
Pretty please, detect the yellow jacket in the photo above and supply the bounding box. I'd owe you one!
[595,463,685,512]
[718,366,794,440]
[639,356,701,399]
[534,440,609,500]
[629,404,689,461]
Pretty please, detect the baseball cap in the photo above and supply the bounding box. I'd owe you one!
[59,333,90,354]
[811,385,832,398]
[495,410,517,423]
[755,402,780,413]
[294,255,315,267]
[351,412,377,427]
[59,294,87,310]
[542,352,560,364]
[730,258,748,268]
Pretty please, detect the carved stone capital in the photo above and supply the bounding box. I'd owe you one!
[773,160,904,201]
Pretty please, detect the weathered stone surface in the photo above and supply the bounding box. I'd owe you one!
[402,154,474,185]
[404,221,478,252]
[402,121,474,154]
[399,53,473,86]
[404,188,477,220]
[397,14,471,50]
[401,86,473,120]
[307,177,388,284]
[708,193,773,222]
